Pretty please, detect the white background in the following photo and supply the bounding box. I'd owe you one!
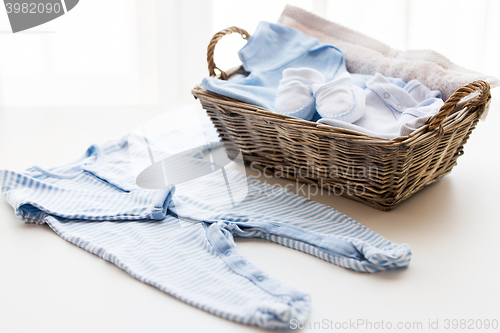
[0,0,499,107]
[1,1,499,332]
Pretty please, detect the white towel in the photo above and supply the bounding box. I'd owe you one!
[278,5,499,101]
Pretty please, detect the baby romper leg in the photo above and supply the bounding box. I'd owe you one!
[39,213,310,330]
[171,169,412,273]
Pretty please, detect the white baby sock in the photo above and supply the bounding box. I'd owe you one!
[312,72,366,124]
[275,68,325,120]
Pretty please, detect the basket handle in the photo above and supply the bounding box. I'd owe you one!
[207,26,250,80]
[427,80,490,131]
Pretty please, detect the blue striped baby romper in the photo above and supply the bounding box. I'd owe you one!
[1,128,411,330]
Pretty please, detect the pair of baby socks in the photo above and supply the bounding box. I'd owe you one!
[275,68,365,123]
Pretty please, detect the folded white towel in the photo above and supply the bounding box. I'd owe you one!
[278,5,499,101]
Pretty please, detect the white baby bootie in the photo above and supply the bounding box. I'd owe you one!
[312,72,365,124]
[275,68,325,120]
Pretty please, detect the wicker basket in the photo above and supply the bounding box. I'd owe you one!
[192,27,492,210]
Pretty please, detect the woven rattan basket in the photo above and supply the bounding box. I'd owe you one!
[192,27,492,210]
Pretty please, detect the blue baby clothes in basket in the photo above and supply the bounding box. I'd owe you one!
[1,117,412,330]
[202,21,444,139]
[201,21,347,117]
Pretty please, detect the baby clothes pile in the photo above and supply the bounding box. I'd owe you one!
[202,14,498,139]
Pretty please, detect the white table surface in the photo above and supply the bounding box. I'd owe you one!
[1,93,499,333]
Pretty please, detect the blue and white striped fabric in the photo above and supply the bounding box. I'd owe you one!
[0,118,411,330]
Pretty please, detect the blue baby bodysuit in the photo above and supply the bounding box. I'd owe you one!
[201,21,347,113]
[1,116,412,330]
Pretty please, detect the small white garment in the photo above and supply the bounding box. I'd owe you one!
[312,72,366,123]
[276,67,325,120]
[318,73,444,139]
[276,68,365,122]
